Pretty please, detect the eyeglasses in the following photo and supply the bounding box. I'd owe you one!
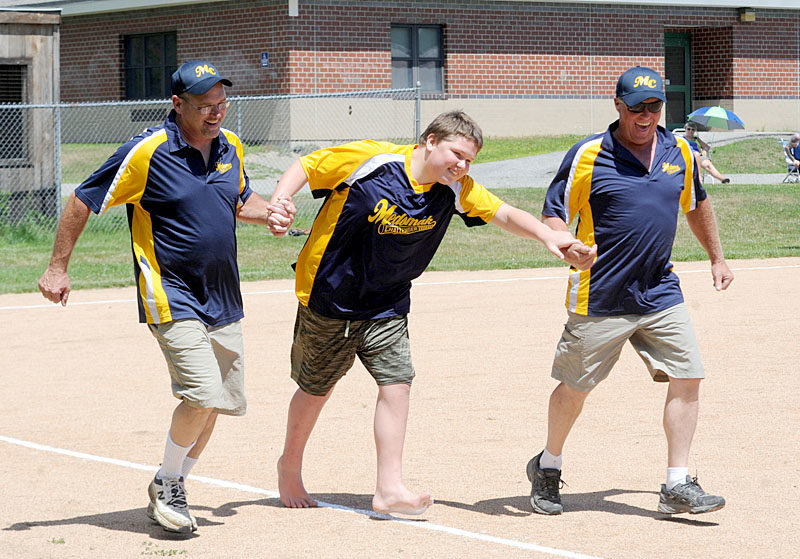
[622,100,664,114]
[685,127,696,132]
[180,97,230,115]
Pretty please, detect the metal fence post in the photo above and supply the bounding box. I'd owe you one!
[415,81,421,141]
[55,103,63,216]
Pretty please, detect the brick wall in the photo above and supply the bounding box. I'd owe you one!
[58,1,800,103]
[60,0,290,101]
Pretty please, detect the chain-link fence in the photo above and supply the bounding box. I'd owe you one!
[0,87,420,235]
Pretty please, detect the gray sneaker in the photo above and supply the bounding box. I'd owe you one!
[526,451,564,515]
[147,476,194,533]
[146,502,197,532]
[658,476,725,514]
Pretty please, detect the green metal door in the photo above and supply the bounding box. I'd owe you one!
[664,33,691,130]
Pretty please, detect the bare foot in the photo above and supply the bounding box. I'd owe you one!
[372,489,433,516]
[277,456,317,508]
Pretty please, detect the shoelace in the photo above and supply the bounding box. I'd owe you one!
[160,479,188,508]
[671,477,705,499]
[542,472,567,499]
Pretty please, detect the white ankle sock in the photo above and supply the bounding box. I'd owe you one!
[666,467,689,490]
[157,432,194,480]
[540,448,562,470]
[181,456,199,479]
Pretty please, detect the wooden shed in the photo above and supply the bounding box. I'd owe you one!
[0,9,60,220]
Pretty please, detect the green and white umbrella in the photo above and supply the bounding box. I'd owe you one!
[686,106,745,130]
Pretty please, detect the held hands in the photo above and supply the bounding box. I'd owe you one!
[38,268,71,306]
[563,241,597,271]
[545,230,596,271]
[267,197,297,237]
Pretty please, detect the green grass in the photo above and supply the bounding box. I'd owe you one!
[710,137,786,174]
[61,143,119,183]
[58,135,785,184]
[476,136,585,163]
[4,183,798,295]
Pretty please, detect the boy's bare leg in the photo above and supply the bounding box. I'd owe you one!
[278,387,332,508]
[371,383,433,515]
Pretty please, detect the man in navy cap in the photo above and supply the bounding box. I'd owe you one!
[525,65,733,516]
[38,61,295,533]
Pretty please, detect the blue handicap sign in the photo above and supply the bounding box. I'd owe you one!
[261,52,269,68]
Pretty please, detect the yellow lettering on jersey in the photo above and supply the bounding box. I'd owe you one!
[661,162,681,175]
[195,64,218,78]
[368,198,436,235]
[216,162,232,174]
[633,75,657,89]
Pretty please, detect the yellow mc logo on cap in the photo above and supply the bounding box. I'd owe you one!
[194,64,218,78]
[633,75,657,89]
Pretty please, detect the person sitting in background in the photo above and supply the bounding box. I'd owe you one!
[683,123,730,184]
[784,133,800,168]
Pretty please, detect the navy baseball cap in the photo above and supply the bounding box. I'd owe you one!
[615,66,666,106]
[170,60,232,96]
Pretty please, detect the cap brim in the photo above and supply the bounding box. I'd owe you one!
[183,76,233,95]
[621,90,666,106]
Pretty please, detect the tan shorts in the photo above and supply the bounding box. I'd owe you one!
[290,304,415,396]
[551,303,704,392]
[149,319,246,415]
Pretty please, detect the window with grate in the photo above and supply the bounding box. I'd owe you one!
[391,25,444,93]
[0,64,28,163]
[124,32,177,100]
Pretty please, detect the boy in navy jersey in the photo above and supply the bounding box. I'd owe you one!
[271,110,596,515]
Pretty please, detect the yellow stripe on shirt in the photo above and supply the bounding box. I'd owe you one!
[564,140,601,315]
[99,131,167,213]
[674,136,698,213]
[295,188,351,307]
[131,205,172,323]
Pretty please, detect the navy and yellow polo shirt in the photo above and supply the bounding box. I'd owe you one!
[296,140,503,320]
[75,110,252,325]
[542,121,706,317]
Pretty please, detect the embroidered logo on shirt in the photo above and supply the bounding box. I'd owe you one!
[661,162,681,175]
[368,199,436,235]
[216,162,232,174]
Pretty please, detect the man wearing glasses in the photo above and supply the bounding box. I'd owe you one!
[525,66,733,516]
[38,61,294,533]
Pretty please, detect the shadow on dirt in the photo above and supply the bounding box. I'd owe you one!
[435,488,720,526]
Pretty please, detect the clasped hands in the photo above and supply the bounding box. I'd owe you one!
[267,197,297,237]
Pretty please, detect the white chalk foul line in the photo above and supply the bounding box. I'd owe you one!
[3,264,797,311]
[1,434,601,559]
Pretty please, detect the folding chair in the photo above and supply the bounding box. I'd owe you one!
[781,139,800,183]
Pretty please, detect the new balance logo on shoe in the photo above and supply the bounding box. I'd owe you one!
[147,476,196,533]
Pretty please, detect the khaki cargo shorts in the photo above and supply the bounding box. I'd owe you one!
[290,304,415,396]
[149,319,246,415]
[551,303,704,392]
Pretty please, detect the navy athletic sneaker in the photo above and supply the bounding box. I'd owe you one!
[658,476,725,514]
[526,451,564,515]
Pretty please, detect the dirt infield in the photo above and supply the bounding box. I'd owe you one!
[1,257,798,558]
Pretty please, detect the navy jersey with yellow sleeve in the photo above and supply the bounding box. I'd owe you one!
[74,111,252,326]
[543,122,706,317]
[296,140,504,320]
